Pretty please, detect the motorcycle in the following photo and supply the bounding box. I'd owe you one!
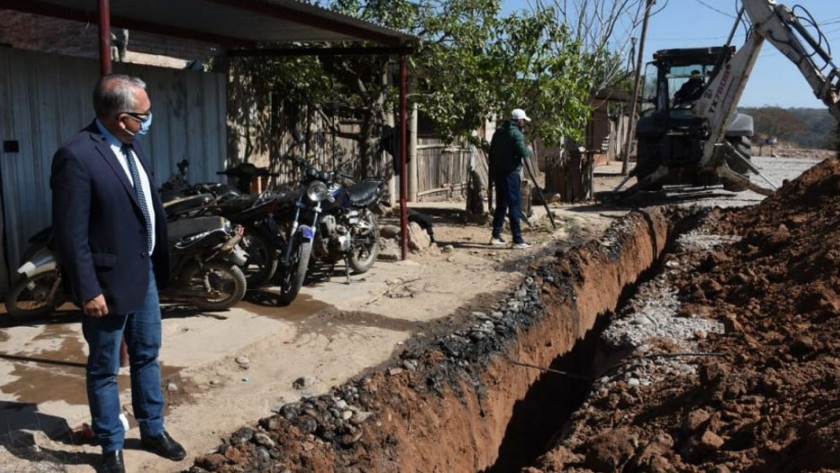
[261,155,340,305]
[272,155,384,303]
[5,215,249,318]
[159,160,285,288]
[312,171,385,277]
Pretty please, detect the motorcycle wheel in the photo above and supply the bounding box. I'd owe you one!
[348,212,381,274]
[5,271,64,319]
[276,240,313,305]
[241,228,278,288]
[185,261,247,311]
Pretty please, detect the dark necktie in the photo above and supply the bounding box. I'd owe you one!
[121,144,153,253]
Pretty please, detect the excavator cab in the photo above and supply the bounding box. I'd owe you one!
[634,47,754,190]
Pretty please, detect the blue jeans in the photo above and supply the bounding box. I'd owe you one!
[82,266,164,453]
[492,170,524,243]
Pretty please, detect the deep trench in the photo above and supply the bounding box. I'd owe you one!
[481,316,611,473]
[199,210,710,473]
[481,210,703,472]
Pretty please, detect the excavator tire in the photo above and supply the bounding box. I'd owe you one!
[722,136,752,192]
[725,136,752,175]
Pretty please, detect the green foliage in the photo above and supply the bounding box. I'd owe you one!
[740,106,835,149]
[234,0,619,163]
[410,2,595,146]
[410,0,502,141]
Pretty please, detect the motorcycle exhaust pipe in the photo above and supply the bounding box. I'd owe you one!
[17,247,57,278]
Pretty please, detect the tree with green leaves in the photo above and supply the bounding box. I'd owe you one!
[227,0,647,206]
[230,0,600,163]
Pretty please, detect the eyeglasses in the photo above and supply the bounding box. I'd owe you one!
[120,111,151,122]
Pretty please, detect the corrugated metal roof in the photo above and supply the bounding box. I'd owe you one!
[5,0,416,47]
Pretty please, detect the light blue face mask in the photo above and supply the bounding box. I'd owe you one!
[136,112,153,135]
[125,112,153,136]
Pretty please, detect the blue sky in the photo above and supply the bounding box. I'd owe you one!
[501,0,840,108]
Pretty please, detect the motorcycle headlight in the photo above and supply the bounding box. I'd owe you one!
[306,181,329,202]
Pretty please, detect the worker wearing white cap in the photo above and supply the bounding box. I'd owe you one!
[488,108,532,249]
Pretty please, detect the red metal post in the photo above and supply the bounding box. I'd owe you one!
[98,0,112,75]
[399,54,408,260]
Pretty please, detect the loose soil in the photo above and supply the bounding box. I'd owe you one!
[526,158,840,473]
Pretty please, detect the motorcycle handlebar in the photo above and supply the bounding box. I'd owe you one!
[335,171,355,182]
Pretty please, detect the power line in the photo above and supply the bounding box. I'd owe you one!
[692,0,736,19]
[647,34,731,42]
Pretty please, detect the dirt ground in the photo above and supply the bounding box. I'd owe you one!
[525,157,840,473]
[175,153,840,473]
[3,153,836,472]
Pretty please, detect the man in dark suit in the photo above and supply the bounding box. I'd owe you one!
[51,74,185,473]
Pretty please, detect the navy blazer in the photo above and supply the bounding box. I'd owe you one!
[51,121,170,314]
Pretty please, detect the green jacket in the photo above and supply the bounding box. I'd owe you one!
[488,120,531,177]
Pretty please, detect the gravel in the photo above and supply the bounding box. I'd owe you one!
[594,156,822,389]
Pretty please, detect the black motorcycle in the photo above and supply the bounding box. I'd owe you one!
[312,172,385,277]
[159,160,285,288]
[5,216,248,318]
[270,156,385,303]
[264,155,342,304]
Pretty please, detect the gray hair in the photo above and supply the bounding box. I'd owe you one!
[93,74,147,119]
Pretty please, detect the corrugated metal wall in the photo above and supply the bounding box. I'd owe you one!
[0,47,226,293]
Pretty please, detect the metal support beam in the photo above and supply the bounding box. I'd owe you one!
[2,0,255,47]
[229,46,414,57]
[399,54,409,260]
[98,0,111,75]
[408,103,418,202]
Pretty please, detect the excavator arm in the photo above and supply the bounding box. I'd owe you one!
[695,0,840,168]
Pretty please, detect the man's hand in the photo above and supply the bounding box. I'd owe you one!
[84,294,109,317]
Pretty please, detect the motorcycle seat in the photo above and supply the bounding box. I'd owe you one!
[168,216,230,244]
[345,180,383,207]
[212,194,261,214]
[164,194,214,217]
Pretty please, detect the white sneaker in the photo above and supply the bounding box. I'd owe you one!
[513,242,531,249]
[489,237,506,246]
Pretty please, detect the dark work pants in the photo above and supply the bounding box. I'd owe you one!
[491,170,523,244]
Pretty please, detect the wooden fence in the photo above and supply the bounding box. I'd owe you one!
[416,142,473,201]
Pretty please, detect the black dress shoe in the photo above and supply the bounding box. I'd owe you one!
[102,450,125,473]
[140,430,186,461]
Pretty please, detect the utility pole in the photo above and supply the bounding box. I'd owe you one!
[621,0,655,175]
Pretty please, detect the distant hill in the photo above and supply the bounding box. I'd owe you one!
[738,107,837,150]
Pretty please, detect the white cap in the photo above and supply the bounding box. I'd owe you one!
[511,108,531,122]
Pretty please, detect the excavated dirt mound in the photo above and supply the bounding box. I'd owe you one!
[527,158,840,473]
